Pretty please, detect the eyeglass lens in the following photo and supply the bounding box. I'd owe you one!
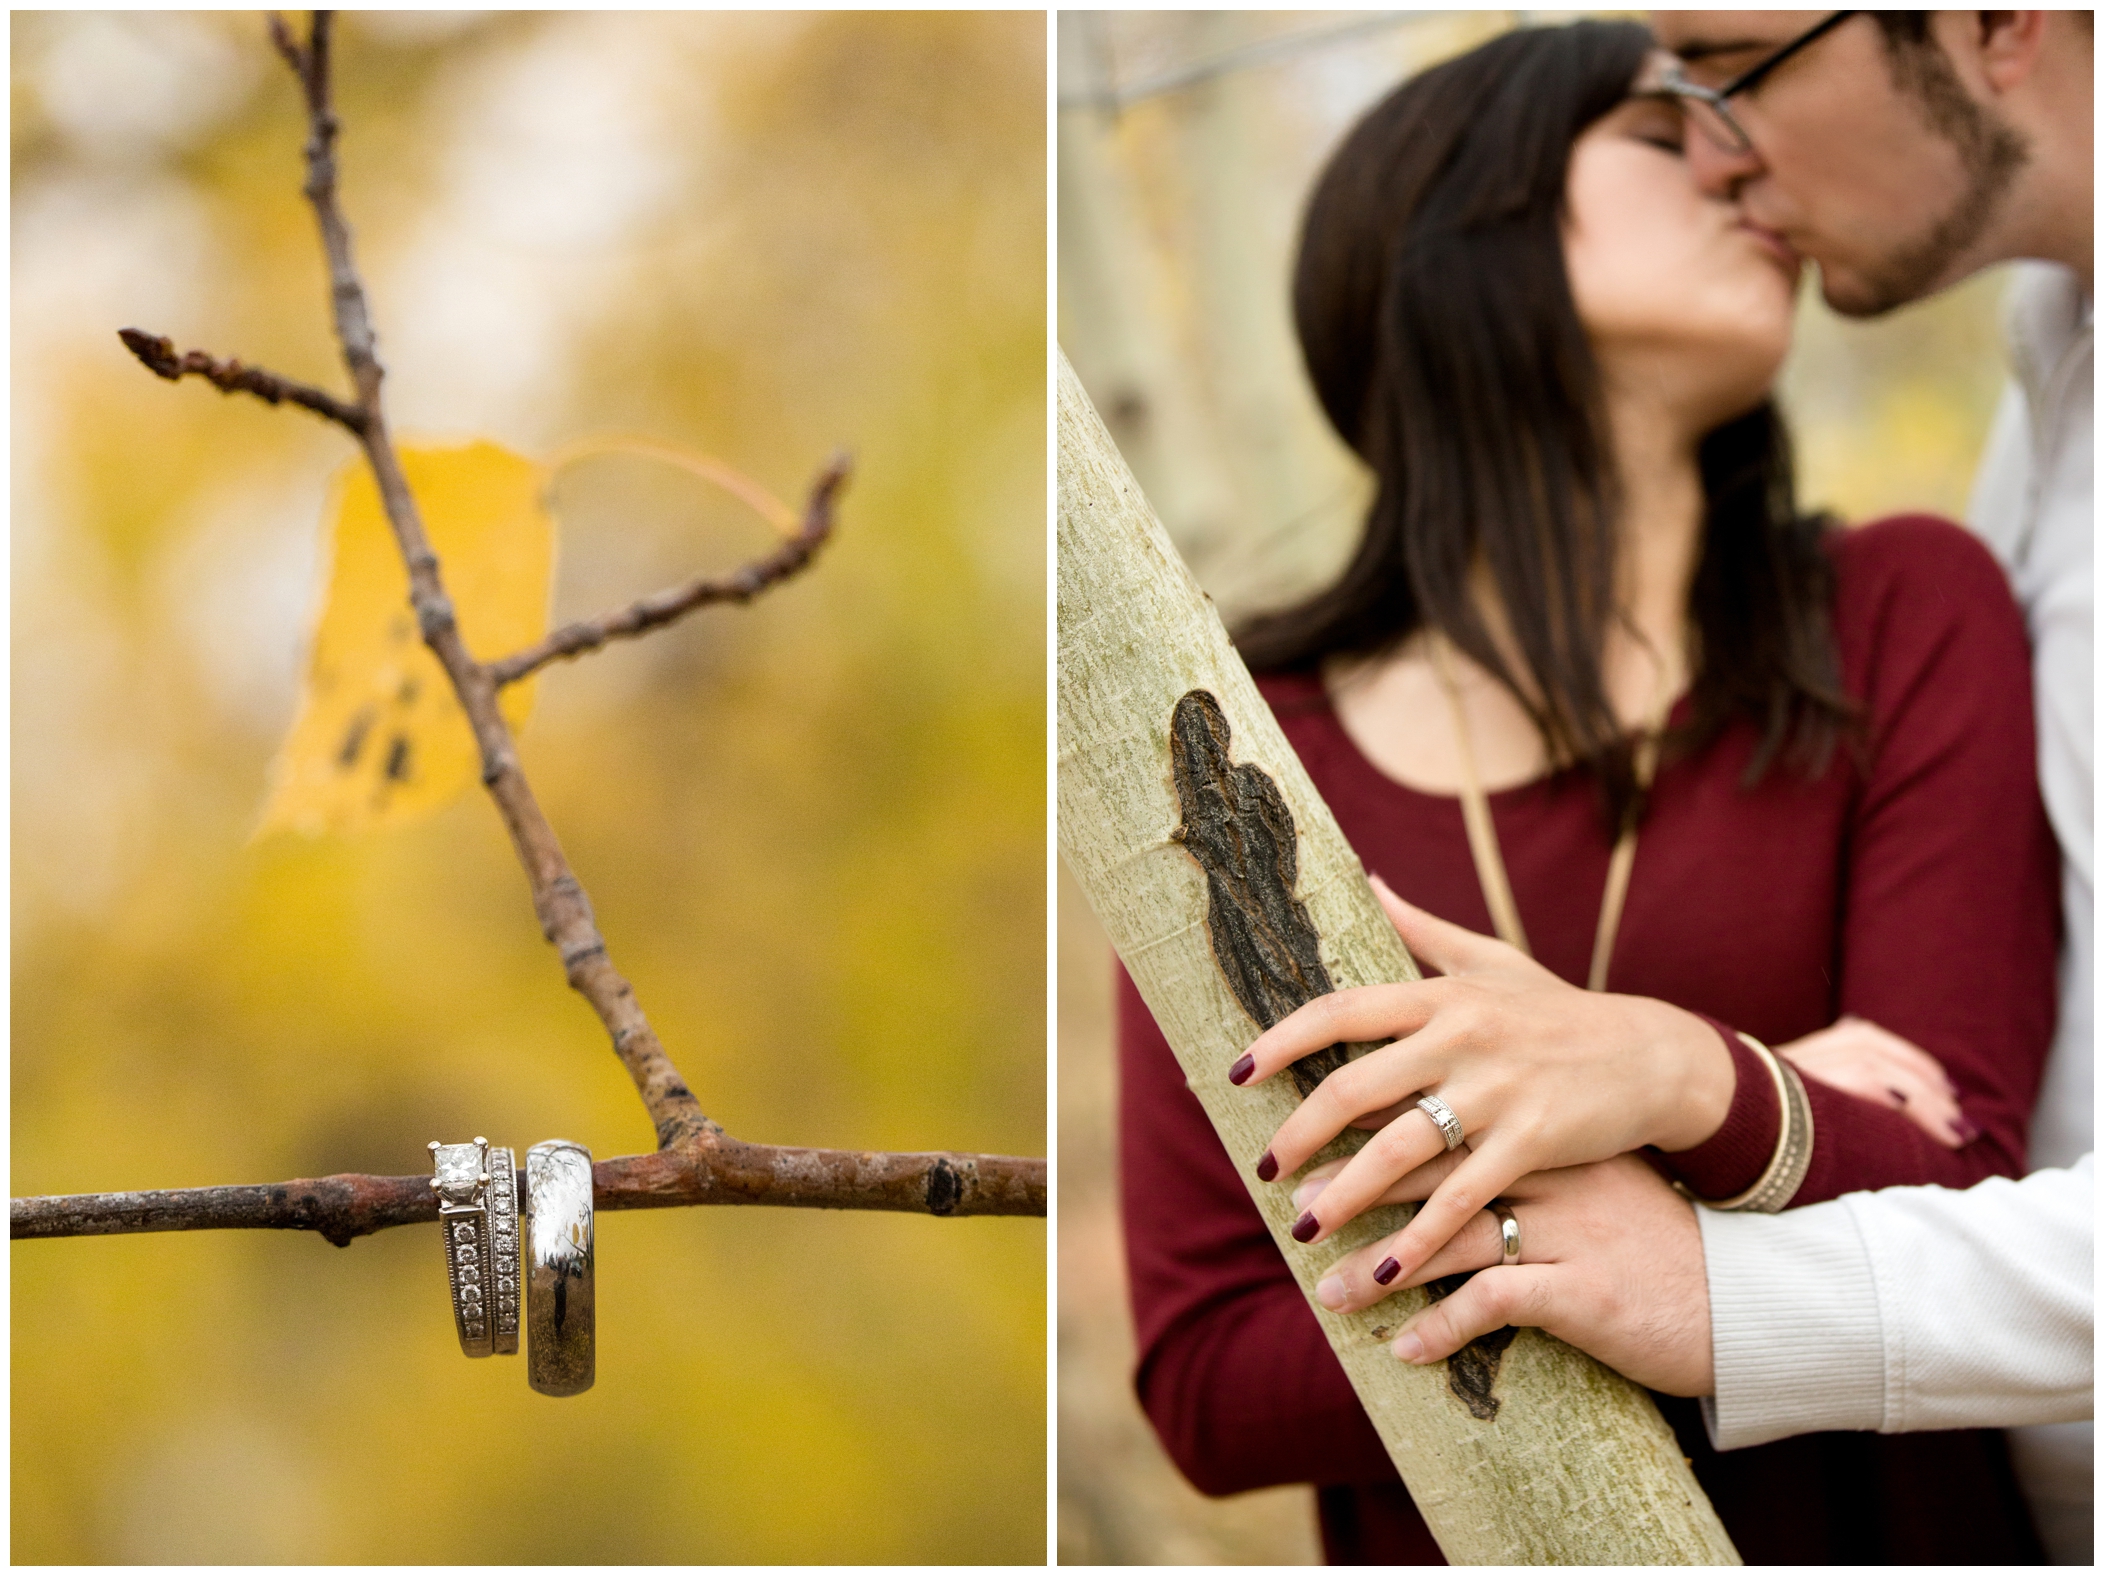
[1682,95,1751,155]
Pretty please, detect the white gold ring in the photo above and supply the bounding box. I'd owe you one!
[430,1136,498,1358]
[484,1145,521,1355]
[1416,1093,1465,1152]
[1491,1200,1521,1265]
[526,1139,595,1396]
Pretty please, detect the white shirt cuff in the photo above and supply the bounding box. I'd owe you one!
[1698,1201,1886,1450]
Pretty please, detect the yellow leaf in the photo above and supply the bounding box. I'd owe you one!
[257,441,552,838]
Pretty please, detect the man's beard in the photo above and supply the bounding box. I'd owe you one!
[1823,39,2032,317]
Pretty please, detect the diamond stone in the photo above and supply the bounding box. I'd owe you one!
[434,1142,484,1203]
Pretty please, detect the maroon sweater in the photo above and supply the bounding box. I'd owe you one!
[1117,517,2058,1564]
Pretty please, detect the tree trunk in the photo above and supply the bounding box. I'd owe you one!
[1056,349,1739,1566]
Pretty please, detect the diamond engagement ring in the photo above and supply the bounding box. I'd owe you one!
[526,1139,595,1397]
[429,1136,513,1358]
[1416,1093,1465,1152]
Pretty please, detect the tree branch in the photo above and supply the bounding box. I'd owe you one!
[91,12,1047,1222]
[488,452,849,688]
[272,8,714,1151]
[117,328,368,433]
[12,1145,1046,1247]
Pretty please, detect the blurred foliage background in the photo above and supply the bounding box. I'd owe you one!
[13,10,1045,1564]
[1055,10,2013,1564]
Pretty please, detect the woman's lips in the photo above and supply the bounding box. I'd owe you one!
[1738,219,1801,277]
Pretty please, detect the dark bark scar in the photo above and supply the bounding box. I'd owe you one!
[1430,1272,1518,1419]
[1168,690,1345,1098]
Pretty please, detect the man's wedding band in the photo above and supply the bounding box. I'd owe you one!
[1491,1200,1521,1265]
[526,1139,596,1396]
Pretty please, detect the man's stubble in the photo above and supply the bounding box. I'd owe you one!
[1823,34,2031,317]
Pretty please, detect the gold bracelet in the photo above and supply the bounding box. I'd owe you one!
[1696,1033,1815,1213]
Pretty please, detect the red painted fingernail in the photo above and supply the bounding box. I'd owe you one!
[1291,1211,1320,1243]
[1255,1150,1278,1182]
[1373,1257,1401,1286]
[1955,1117,1980,1143]
[1228,1054,1256,1086]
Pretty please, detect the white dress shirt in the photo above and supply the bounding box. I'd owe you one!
[1699,262,2094,1565]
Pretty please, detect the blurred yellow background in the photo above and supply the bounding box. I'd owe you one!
[13,11,1045,1564]
[1056,11,2013,1563]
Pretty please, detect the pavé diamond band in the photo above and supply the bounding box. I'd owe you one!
[526,1139,596,1396]
[484,1145,522,1356]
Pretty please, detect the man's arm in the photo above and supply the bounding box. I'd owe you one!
[1702,1155,2093,1447]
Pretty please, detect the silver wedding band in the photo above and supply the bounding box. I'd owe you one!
[1491,1200,1521,1265]
[1417,1093,1465,1152]
[526,1139,596,1396]
[485,1145,521,1355]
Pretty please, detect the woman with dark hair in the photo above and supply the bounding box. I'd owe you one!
[1116,19,2056,1564]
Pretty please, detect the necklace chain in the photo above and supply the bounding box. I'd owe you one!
[1428,633,1675,992]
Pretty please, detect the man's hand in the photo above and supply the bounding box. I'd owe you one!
[1298,1151,1717,1397]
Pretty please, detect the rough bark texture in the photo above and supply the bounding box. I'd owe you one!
[1056,349,1738,1566]
[11,1146,1047,1248]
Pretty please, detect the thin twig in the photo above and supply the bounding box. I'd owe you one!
[118,328,368,432]
[265,10,308,80]
[12,1146,1046,1246]
[273,9,710,1150]
[489,452,850,688]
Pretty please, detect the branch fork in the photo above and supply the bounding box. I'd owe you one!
[17,9,1043,1244]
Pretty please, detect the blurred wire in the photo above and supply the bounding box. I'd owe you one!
[1060,10,1441,114]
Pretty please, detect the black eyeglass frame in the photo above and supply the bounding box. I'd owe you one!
[1655,10,1861,155]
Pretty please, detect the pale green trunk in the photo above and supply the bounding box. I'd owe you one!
[1057,349,1738,1566]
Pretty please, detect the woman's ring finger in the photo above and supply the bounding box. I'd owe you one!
[1416,1093,1465,1151]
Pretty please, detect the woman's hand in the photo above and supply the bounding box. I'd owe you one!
[1776,1014,1971,1148]
[1231,875,1734,1285]
[1290,1151,1715,1398]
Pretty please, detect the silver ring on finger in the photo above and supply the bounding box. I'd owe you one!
[1416,1093,1465,1152]
[526,1139,596,1396]
[1490,1200,1521,1265]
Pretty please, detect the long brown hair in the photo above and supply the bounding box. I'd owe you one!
[1236,20,1850,829]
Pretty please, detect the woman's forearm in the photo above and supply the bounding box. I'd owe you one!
[1656,1019,2028,1206]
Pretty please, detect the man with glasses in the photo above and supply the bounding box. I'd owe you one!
[1655,11,2083,316]
[1394,11,2093,1563]
[1670,14,2091,1564]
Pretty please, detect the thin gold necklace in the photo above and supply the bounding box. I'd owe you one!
[1428,633,1675,992]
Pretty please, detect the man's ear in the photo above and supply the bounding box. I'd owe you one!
[1968,11,2050,94]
